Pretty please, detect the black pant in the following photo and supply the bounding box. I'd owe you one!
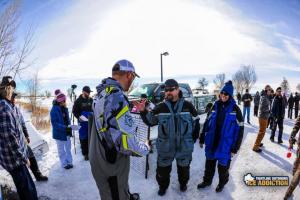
[295,107,299,119]
[9,164,38,200]
[270,117,284,141]
[156,165,190,190]
[202,159,230,187]
[80,139,89,156]
[268,116,274,128]
[288,107,293,119]
[254,106,259,117]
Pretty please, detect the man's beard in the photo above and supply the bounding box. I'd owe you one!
[166,94,174,101]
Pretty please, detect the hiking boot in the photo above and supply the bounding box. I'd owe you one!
[278,140,283,144]
[84,155,89,161]
[270,138,275,142]
[180,184,187,192]
[64,164,73,170]
[158,188,166,196]
[259,143,264,147]
[35,173,48,181]
[197,182,211,189]
[252,149,262,153]
[216,184,224,193]
[247,121,251,124]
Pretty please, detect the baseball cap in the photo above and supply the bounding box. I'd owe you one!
[0,76,16,88]
[112,59,140,78]
[82,86,92,93]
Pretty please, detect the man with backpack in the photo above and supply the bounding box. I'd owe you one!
[89,60,150,200]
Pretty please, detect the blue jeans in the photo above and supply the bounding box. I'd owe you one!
[56,137,73,168]
[243,106,250,122]
[9,164,38,200]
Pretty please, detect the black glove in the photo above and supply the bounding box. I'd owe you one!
[66,127,72,137]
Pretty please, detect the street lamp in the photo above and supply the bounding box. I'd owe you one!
[160,51,169,82]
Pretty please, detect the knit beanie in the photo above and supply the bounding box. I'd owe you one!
[54,89,66,103]
[221,80,234,97]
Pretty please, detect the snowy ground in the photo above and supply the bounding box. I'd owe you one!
[2,104,300,200]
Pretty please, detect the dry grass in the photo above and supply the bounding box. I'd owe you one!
[19,101,51,131]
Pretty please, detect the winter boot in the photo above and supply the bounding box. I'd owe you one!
[158,187,166,196]
[180,184,187,192]
[197,182,211,189]
[215,184,224,193]
[29,156,48,181]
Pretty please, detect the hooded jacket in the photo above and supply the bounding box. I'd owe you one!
[92,78,149,158]
[258,90,271,119]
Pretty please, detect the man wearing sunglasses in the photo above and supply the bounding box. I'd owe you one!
[134,79,200,196]
[270,87,285,144]
[90,59,150,200]
[198,81,244,193]
[0,76,38,200]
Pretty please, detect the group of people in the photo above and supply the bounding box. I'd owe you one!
[0,76,48,200]
[87,59,244,200]
[50,85,93,170]
[1,59,300,200]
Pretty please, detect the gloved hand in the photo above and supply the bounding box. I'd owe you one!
[66,127,73,137]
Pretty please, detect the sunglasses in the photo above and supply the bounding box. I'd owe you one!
[165,87,177,92]
[221,91,229,96]
[277,90,282,93]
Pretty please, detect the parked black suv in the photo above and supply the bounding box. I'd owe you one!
[128,83,194,105]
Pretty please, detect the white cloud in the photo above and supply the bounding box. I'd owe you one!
[32,0,300,90]
[284,40,300,62]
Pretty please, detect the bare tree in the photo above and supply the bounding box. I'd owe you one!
[198,77,209,90]
[232,65,257,94]
[232,70,243,94]
[297,83,300,92]
[0,0,35,78]
[26,71,40,112]
[213,73,225,90]
[280,77,290,94]
[45,90,51,98]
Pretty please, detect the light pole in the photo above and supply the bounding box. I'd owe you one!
[160,51,169,82]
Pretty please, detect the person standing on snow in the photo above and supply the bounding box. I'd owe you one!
[198,81,244,193]
[72,86,93,160]
[268,89,275,129]
[252,85,272,153]
[294,92,300,119]
[242,89,253,124]
[89,59,150,200]
[284,115,300,199]
[11,92,48,181]
[253,91,260,117]
[288,93,294,119]
[0,76,38,200]
[134,79,200,196]
[50,91,73,169]
[270,87,285,144]
[237,92,242,105]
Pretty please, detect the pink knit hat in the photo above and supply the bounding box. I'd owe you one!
[55,89,66,103]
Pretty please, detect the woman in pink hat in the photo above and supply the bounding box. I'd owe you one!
[50,90,73,169]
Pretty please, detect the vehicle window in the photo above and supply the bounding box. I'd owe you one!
[129,84,157,97]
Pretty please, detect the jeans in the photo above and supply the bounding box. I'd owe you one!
[243,106,251,122]
[9,164,38,200]
[56,137,73,167]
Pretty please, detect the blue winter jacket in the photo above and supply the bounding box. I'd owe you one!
[50,104,70,141]
[78,111,92,140]
[203,98,244,165]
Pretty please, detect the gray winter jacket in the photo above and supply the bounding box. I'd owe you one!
[258,90,271,119]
